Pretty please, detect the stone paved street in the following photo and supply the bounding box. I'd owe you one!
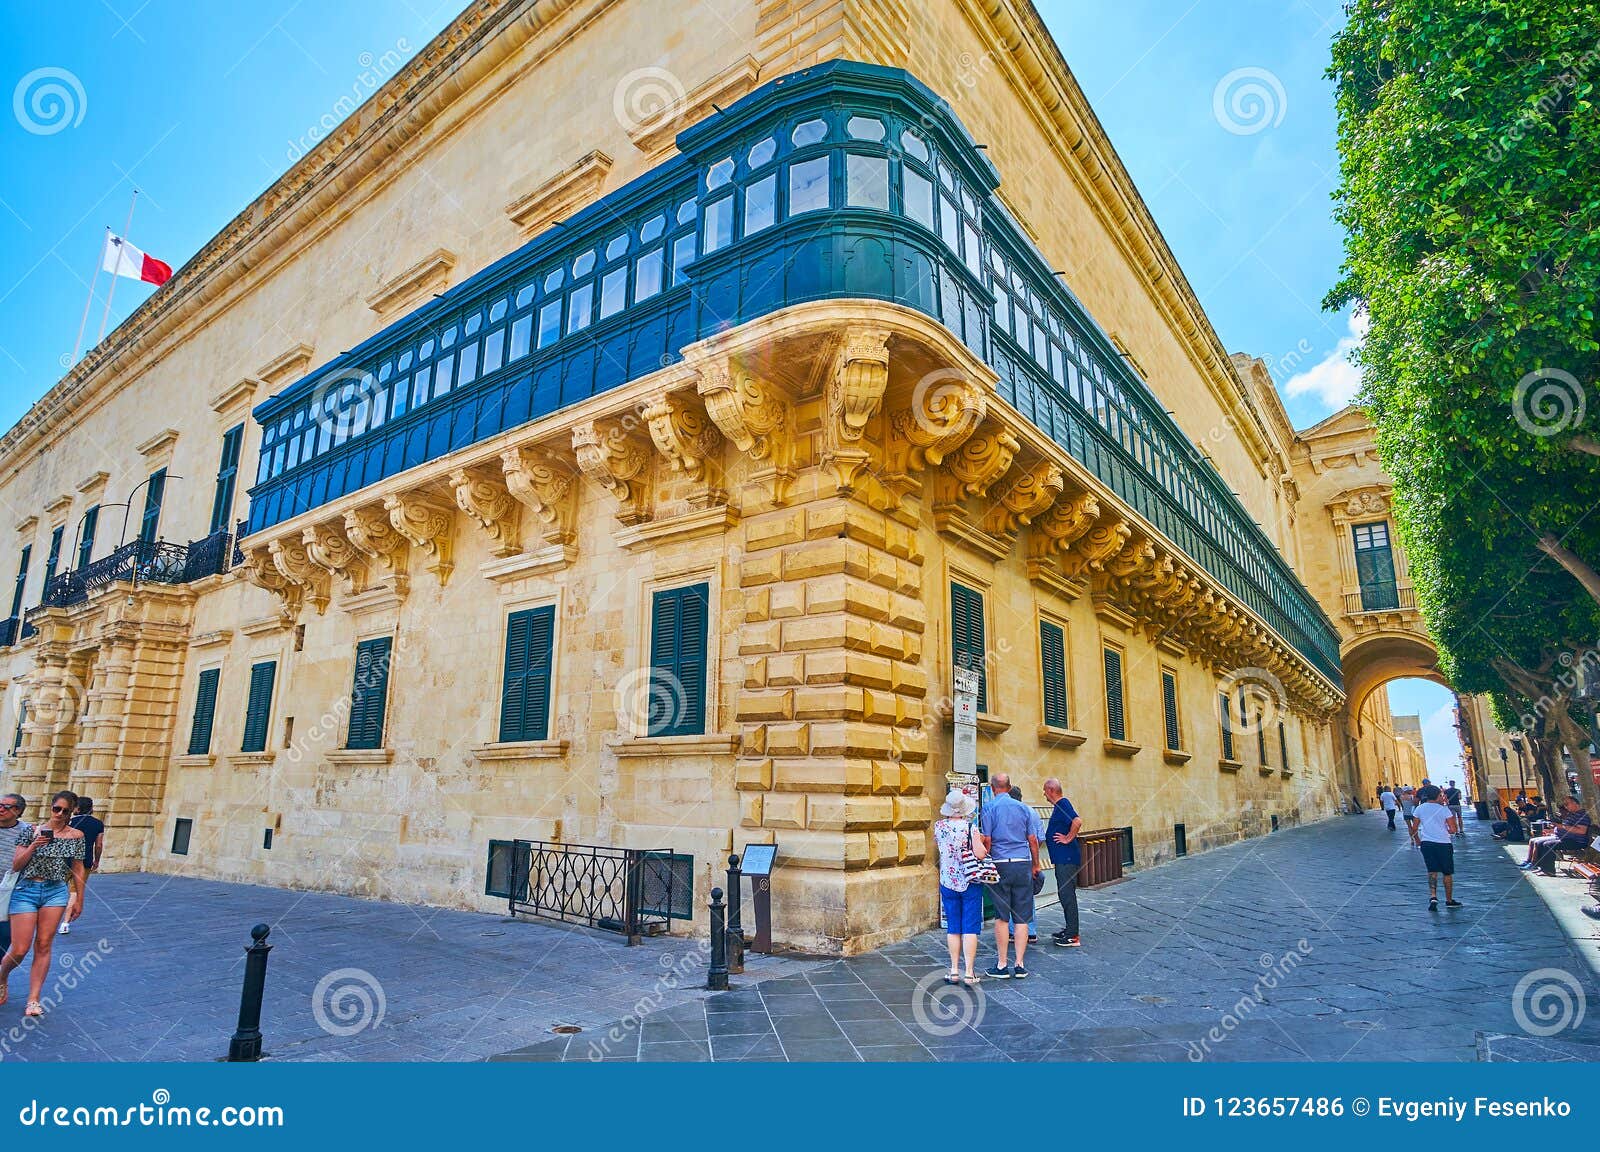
[5,810,1598,1062]
[498,810,1600,1062]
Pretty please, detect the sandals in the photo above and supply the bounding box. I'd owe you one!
[962,975,980,988]
[944,972,960,986]
[24,1001,43,1018]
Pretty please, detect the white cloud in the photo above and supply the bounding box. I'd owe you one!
[1285,311,1367,409]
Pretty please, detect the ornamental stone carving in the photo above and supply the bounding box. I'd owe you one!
[240,545,304,619]
[933,422,1021,505]
[823,327,890,493]
[1028,492,1101,560]
[696,360,794,504]
[343,504,412,592]
[302,521,370,595]
[1061,518,1132,579]
[890,370,987,471]
[450,465,521,556]
[642,389,723,488]
[384,490,455,585]
[501,445,578,546]
[572,418,652,524]
[982,458,1065,540]
[269,536,332,615]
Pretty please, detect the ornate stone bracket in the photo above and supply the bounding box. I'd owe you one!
[269,537,332,615]
[931,422,1021,508]
[1061,517,1132,579]
[642,389,725,507]
[501,445,578,546]
[981,459,1065,540]
[450,465,522,557]
[888,371,987,477]
[572,418,653,524]
[823,328,890,494]
[343,504,412,597]
[303,521,371,596]
[384,490,455,585]
[240,546,304,620]
[697,361,795,506]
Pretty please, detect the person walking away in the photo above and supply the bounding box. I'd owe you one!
[1006,786,1043,944]
[1521,795,1592,874]
[977,772,1041,979]
[1444,781,1464,835]
[60,797,104,936]
[1379,786,1398,830]
[1412,784,1461,911]
[0,790,86,1014]
[0,794,34,962]
[932,790,986,987]
[1042,777,1083,947]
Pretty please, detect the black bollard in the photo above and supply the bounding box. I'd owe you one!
[725,853,745,975]
[227,924,273,1062]
[707,887,729,991]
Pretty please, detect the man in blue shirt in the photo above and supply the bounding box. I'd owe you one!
[1043,777,1083,947]
[978,772,1040,978]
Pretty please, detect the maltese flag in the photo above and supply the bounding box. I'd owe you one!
[102,233,172,286]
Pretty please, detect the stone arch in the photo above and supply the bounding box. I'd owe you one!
[1341,630,1448,736]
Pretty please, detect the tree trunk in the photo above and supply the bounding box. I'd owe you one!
[1536,533,1600,607]
[1552,706,1600,814]
[1530,733,1565,803]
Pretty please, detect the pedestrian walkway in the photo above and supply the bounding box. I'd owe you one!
[495,810,1600,1062]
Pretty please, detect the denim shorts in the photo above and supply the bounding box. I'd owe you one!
[8,880,70,915]
[940,883,983,935]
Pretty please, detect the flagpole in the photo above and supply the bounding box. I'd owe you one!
[97,189,139,344]
[70,227,109,364]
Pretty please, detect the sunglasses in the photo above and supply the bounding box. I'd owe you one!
[50,806,70,815]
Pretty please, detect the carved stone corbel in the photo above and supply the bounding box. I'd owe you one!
[303,521,371,595]
[384,490,455,585]
[1028,492,1100,562]
[501,446,578,546]
[240,545,303,619]
[696,361,794,505]
[450,465,521,557]
[269,536,332,615]
[932,422,1022,508]
[822,328,890,493]
[982,459,1065,540]
[642,390,725,507]
[572,418,653,524]
[343,504,412,596]
[888,370,987,475]
[1061,517,1132,579]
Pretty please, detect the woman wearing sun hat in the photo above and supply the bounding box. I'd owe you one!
[933,789,988,987]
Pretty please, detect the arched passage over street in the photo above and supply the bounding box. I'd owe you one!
[1342,631,1447,737]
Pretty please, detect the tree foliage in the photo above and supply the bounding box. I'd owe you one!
[1327,0,1600,799]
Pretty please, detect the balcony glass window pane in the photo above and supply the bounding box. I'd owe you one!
[599,266,628,319]
[744,173,776,235]
[707,157,734,190]
[960,188,977,217]
[606,234,629,263]
[747,137,776,168]
[456,344,478,387]
[846,153,889,209]
[509,315,532,360]
[993,294,1010,334]
[677,199,696,225]
[635,248,664,301]
[671,234,696,285]
[703,195,733,252]
[489,300,507,323]
[398,350,414,371]
[286,436,302,469]
[369,385,388,428]
[937,160,954,192]
[788,155,830,215]
[430,354,451,396]
[567,284,593,332]
[390,377,410,419]
[900,129,929,163]
[537,299,562,348]
[481,328,505,374]
[962,222,981,276]
[846,115,884,141]
[411,372,430,408]
[572,250,596,278]
[543,269,564,293]
[938,193,959,252]
[902,167,934,230]
[791,118,826,147]
[640,213,666,243]
[514,284,534,309]
[464,314,482,337]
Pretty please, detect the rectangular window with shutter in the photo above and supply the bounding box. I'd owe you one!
[649,583,709,737]
[950,581,987,712]
[12,700,27,754]
[1219,692,1235,761]
[346,636,393,750]
[209,424,245,534]
[1038,618,1068,729]
[1258,713,1270,766]
[43,526,64,589]
[1161,668,1181,751]
[1278,720,1291,772]
[241,660,277,753]
[1103,646,1126,742]
[1352,521,1399,610]
[500,605,555,742]
[140,468,167,546]
[8,545,30,618]
[187,667,221,755]
[77,505,99,569]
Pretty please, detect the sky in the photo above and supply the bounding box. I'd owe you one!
[0,2,1458,770]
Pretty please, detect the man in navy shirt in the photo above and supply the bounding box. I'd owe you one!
[1043,777,1083,947]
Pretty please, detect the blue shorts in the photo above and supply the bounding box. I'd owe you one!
[940,883,983,935]
[9,880,70,915]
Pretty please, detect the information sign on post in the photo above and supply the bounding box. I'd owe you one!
[739,844,777,954]
[953,665,979,778]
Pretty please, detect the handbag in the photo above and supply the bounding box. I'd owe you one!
[961,826,1000,885]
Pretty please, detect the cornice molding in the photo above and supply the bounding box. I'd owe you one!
[75,471,110,498]
[366,248,458,317]
[210,377,262,416]
[504,149,613,236]
[256,344,316,388]
[135,428,180,460]
[626,55,760,156]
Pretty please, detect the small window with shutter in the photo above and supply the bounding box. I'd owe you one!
[1103,646,1126,742]
[1278,720,1291,772]
[649,583,709,737]
[950,581,987,712]
[241,661,277,753]
[1161,668,1181,751]
[188,667,221,755]
[1219,691,1235,761]
[345,637,393,751]
[1039,618,1068,729]
[500,606,555,743]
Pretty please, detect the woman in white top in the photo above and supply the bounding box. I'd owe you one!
[932,790,988,987]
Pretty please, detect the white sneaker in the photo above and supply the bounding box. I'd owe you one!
[57,922,69,935]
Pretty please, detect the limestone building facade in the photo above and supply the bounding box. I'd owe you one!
[0,0,1446,952]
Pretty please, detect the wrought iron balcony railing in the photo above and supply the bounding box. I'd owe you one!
[0,616,16,648]
[33,528,237,613]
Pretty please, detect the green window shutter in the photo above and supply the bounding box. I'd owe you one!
[12,701,27,754]
[649,583,709,737]
[9,545,30,618]
[140,468,167,546]
[1352,523,1399,610]
[43,526,64,588]
[1258,715,1269,765]
[241,661,277,753]
[209,424,244,534]
[950,582,987,712]
[1103,647,1125,742]
[1039,619,1068,729]
[500,606,554,742]
[1278,721,1290,771]
[1161,670,1180,751]
[346,637,393,750]
[188,668,221,755]
[78,506,99,569]
[1219,692,1234,761]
